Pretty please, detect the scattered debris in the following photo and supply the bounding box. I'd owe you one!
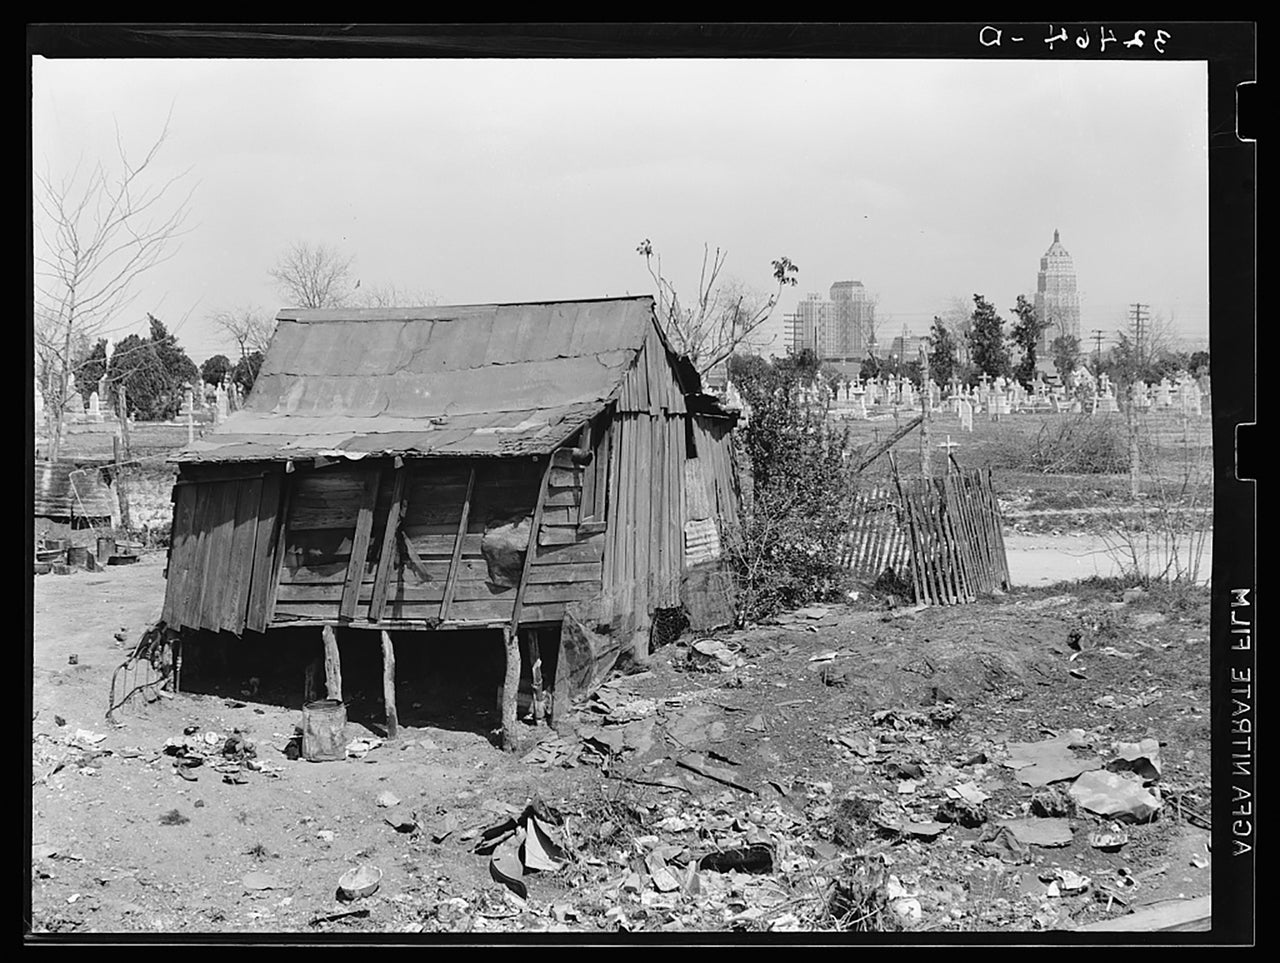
[676,755,756,795]
[1003,730,1102,787]
[242,871,285,892]
[698,843,774,874]
[1029,786,1075,818]
[337,865,382,901]
[346,737,383,759]
[383,808,418,833]
[376,791,402,809]
[310,908,370,926]
[1041,868,1090,896]
[1088,826,1130,852]
[689,638,742,671]
[999,818,1073,848]
[1106,739,1162,784]
[159,809,189,826]
[936,798,987,828]
[975,825,1031,864]
[1069,770,1162,822]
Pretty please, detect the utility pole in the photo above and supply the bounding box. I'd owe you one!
[919,345,932,478]
[1129,302,1149,365]
[1091,329,1106,374]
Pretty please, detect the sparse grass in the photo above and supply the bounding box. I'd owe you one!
[822,854,905,933]
[246,842,269,860]
[986,414,1129,474]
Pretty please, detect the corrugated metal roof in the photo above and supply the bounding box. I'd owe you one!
[173,297,669,463]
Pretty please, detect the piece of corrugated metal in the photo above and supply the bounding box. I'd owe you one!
[34,461,115,519]
[180,298,739,466]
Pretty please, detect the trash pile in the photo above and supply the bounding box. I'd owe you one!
[32,728,114,784]
[162,726,280,783]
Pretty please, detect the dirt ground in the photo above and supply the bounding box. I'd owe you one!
[28,543,1211,936]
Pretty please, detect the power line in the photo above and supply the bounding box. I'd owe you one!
[1129,302,1149,360]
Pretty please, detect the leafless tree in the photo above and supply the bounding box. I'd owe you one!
[637,239,798,376]
[352,282,439,309]
[34,114,195,461]
[938,295,975,364]
[268,241,355,309]
[210,306,275,363]
[862,292,883,355]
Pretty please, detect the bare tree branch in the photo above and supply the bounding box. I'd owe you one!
[33,115,195,461]
[351,282,439,309]
[269,241,356,309]
[209,306,276,362]
[636,238,797,377]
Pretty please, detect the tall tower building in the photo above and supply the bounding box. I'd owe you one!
[791,282,875,359]
[1034,229,1081,353]
[827,281,873,359]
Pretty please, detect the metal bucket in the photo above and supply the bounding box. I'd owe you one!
[97,536,117,561]
[302,699,347,762]
[66,545,89,567]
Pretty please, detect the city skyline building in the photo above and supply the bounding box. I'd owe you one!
[788,280,876,360]
[1034,229,1082,354]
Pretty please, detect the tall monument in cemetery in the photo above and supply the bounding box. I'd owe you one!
[1034,229,1081,354]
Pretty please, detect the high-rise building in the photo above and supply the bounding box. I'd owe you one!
[789,281,875,359]
[1034,229,1081,354]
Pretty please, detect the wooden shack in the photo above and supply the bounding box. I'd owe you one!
[161,296,741,746]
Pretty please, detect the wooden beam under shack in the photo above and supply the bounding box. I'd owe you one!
[381,630,399,740]
[368,458,408,623]
[339,467,383,621]
[322,624,343,702]
[440,464,478,621]
[502,453,556,750]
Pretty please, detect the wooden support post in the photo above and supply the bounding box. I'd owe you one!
[499,455,555,750]
[173,634,182,694]
[322,625,343,702]
[550,636,571,730]
[381,630,399,740]
[528,628,545,726]
[500,624,520,751]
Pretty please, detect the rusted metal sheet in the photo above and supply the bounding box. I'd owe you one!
[171,298,738,464]
[34,460,116,520]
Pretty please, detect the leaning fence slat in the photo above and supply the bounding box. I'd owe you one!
[890,459,927,605]
[921,484,952,604]
[962,471,993,593]
[985,469,1012,589]
[942,474,976,601]
[925,481,953,604]
[924,482,954,604]
[940,475,973,602]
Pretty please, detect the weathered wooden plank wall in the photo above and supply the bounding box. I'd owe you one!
[162,465,287,634]
[267,454,607,627]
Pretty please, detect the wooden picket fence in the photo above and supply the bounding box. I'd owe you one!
[839,485,911,579]
[841,466,1011,605]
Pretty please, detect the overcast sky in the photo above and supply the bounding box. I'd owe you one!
[32,57,1209,364]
